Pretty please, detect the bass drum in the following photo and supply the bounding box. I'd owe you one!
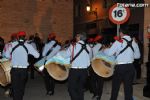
[45,51,70,81]
[0,59,11,86]
[91,52,115,78]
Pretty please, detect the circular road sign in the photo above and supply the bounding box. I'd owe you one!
[109,4,130,24]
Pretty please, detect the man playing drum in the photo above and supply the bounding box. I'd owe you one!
[65,33,91,100]
[4,31,39,100]
[42,33,61,96]
[87,35,103,100]
[108,27,140,100]
[2,33,18,96]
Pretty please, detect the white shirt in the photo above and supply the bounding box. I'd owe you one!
[2,42,11,57]
[108,35,140,64]
[92,43,102,58]
[4,41,39,67]
[65,40,91,69]
[102,48,110,55]
[42,40,61,60]
[27,40,37,50]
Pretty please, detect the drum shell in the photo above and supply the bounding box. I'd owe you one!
[91,58,114,78]
[0,60,11,86]
[45,62,69,81]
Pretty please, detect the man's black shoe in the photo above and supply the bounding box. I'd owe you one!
[46,91,54,96]
[92,95,100,100]
[92,94,96,99]
[96,96,100,100]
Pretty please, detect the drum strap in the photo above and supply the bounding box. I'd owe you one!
[71,44,75,63]
[70,43,89,63]
[45,41,58,56]
[11,41,28,55]
[98,46,102,51]
[44,41,58,65]
[118,38,134,56]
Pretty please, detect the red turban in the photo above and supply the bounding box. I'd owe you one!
[18,31,26,37]
[94,35,102,42]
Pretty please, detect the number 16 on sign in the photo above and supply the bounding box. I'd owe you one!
[109,4,130,36]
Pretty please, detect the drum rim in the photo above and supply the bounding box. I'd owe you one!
[91,58,114,78]
[45,62,69,81]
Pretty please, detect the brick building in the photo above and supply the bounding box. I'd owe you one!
[0,0,73,43]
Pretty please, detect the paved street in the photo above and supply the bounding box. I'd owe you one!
[0,72,149,100]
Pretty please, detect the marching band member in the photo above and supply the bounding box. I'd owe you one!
[3,33,18,96]
[4,31,39,100]
[108,28,140,100]
[89,35,104,100]
[28,35,38,79]
[65,33,91,100]
[85,37,94,92]
[132,36,143,80]
[42,33,61,96]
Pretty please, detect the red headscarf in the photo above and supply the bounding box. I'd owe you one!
[11,33,18,39]
[113,36,123,43]
[87,38,94,43]
[48,33,56,40]
[18,31,26,37]
[94,35,102,42]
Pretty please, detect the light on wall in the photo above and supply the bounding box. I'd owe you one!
[86,4,98,19]
[86,4,91,12]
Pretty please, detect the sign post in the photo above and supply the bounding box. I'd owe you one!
[117,24,120,36]
[109,4,130,36]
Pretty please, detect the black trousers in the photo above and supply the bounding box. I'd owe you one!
[43,68,55,93]
[11,68,28,100]
[28,55,37,79]
[133,59,141,79]
[90,68,104,99]
[110,64,135,100]
[68,68,88,100]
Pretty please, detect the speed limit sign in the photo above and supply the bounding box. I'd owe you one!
[109,4,130,24]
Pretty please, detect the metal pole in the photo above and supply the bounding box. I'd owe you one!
[117,24,120,36]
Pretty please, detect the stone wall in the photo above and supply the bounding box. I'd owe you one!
[0,0,73,43]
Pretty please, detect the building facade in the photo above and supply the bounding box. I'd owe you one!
[74,0,144,42]
[0,0,73,42]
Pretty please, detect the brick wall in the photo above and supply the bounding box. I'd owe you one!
[144,0,150,63]
[0,0,73,43]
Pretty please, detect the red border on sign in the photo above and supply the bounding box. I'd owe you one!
[109,4,130,24]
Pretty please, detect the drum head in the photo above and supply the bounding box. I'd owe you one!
[0,61,11,86]
[91,59,114,78]
[0,64,8,86]
[45,63,69,81]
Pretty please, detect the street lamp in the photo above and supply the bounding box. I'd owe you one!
[143,24,150,98]
[86,4,98,19]
[86,4,99,33]
[86,4,91,12]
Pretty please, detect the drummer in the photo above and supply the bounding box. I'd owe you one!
[42,33,61,96]
[108,27,140,100]
[89,35,106,100]
[65,33,91,100]
[4,31,39,100]
[2,33,18,96]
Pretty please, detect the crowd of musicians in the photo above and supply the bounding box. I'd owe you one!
[0,26,143,100]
